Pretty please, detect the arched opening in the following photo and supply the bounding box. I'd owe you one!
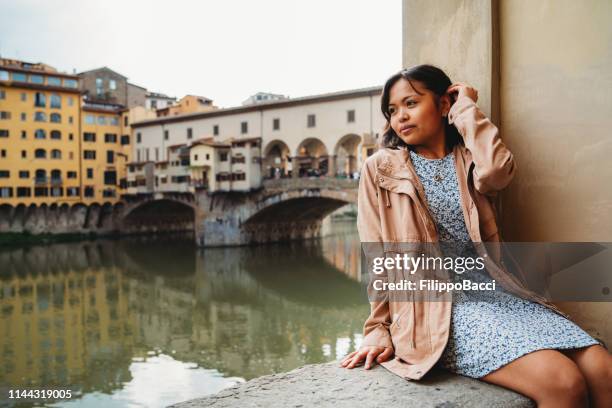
[123,199,195,234]
[246,197,348,224]
[263,140,291,179]
[294,138,328,178]
[334,134,362,178]
[241,195,351,244]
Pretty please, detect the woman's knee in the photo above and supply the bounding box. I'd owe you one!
[539,367,588,405]
[572,345,612,386]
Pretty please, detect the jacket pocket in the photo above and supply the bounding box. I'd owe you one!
[389,305,415,350]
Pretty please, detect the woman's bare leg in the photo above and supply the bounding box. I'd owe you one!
[560,345,612,408]
[479,349,589,407]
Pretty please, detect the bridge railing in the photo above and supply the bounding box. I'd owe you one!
[262,177,358,190]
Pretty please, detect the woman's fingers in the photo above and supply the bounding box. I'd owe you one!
[341,347,393,369]
[340,351,358,366]
[376,347,394,363]
[447,83,478,103]
[364,349,377,369]
[346,350,366,369]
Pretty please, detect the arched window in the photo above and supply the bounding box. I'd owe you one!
[51,169,61,180]
[35,169,46,183]
[34,111,47,122]
[50,130,61,140]
[50,113,61,123]
[35,129,46,139]
[35,149,46,159]
[51,149,62,159]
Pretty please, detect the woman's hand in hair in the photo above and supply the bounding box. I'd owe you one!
[339,346,394,370]
[447,82,479,104]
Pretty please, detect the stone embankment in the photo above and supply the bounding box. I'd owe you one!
[170,361,533,408]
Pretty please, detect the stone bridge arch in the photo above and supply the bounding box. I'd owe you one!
[196,179,357,246]
[120,193,202,234]
[243,187,356,244]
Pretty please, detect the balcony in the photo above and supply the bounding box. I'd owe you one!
[50,177,63,186]
[34,177,48,186]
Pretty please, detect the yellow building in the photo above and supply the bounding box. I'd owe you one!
[80,102,131,203]
[156,95,217,117]
[0,58,134,206]
[0,59,81,205]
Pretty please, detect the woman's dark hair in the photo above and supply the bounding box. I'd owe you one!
[380,64,463,150]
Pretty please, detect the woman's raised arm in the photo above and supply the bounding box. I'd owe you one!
[447,89,516,196]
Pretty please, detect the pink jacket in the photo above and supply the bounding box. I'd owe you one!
[357,95,570,380]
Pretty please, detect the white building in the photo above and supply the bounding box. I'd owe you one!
[190,137,262,192]
[242,92,289,106]
[145,91,176,110]
[126,161,155,195]
[155,144,191,193]
[131,86,385,185]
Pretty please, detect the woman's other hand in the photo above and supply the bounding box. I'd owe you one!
[447,82,478,103]
[339,346,394,369]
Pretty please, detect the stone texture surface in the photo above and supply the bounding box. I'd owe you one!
[169,361,535,408]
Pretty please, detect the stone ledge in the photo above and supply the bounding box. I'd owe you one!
[169,361,534,408]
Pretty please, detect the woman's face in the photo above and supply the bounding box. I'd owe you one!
[387,78,449,147]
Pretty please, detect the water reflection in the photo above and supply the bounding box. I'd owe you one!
[0,220,367,407]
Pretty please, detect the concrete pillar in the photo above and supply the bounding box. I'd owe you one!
[402,0,612,344]
[402,0,498,121]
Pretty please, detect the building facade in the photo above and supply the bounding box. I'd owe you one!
[0,59,82,205]
[131,86,384,193]
[190,137,262,192]
[78,67,146,108]
[145,92,176,110]
[80,102,131,203]
[0,59,137,206]
[156,95,217,117]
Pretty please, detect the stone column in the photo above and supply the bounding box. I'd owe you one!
[347,155,357,175]
[312,156,319,170]
[327,155,337,177]
[291,156,299,178]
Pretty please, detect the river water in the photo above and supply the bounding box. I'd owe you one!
[0,219,368,407]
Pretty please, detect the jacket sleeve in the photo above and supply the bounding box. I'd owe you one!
[448,95,516,196]
[357,158,393,349]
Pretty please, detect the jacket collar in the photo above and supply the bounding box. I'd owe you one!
[375,144,467,180]
[375,145,466,202]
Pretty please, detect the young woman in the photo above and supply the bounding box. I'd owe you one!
[340,65,612,407]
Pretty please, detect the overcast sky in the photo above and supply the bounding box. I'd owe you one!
[0,0,402,107]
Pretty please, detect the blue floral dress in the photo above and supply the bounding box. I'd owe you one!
[408,149,603,379]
